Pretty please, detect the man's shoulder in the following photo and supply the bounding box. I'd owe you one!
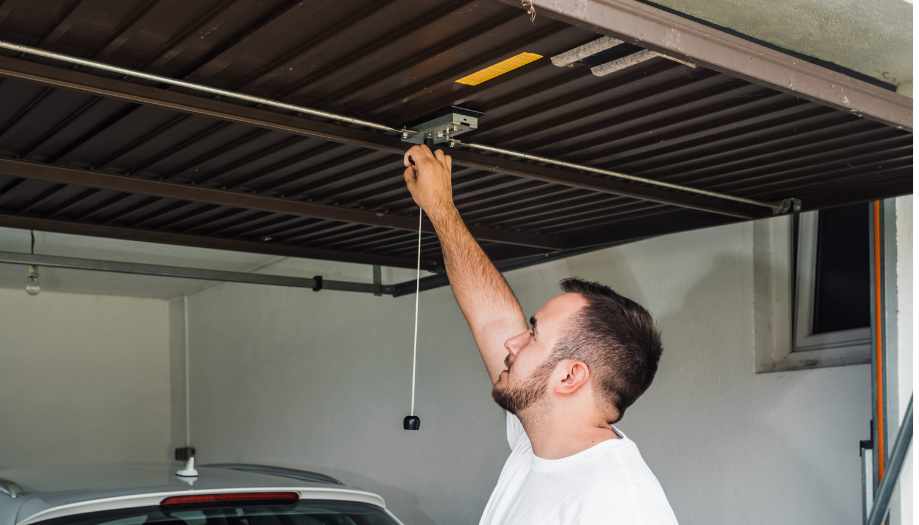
[580,439,663,486]
[580,442,678,522]
[576,468,678,524]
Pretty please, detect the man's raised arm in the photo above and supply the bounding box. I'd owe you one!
[403,145,527,382]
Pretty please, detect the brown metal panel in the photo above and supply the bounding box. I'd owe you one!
[448,148,770,218]
[0,158,566,249]
[598,105,840,168]
[153,2,295,77]
[0,0,316,217]
[746,157,913,199]
[0,0,82,45]
[183,0,375,88]
[525,0,912,129]
[470,63,723,144]
[0,53,773,219]
[39,0,159,57]
[472,47,669,113]
[647,127,905,185]
[233,0,473,111]
[342,170,503,211]
[0,0,910,273]
[158,205,251,232]
[539,89,791,160]
[756,172,912,211]
[0,88,94,154]
[206,140,340,190]
[374,25,591,123]
[303,6,522,108]
[529,203,679,234]
[262,220,352,244]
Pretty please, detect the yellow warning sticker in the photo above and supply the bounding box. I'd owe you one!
[455,52,543,86]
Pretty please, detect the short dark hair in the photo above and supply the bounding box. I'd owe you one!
[555,277,663,423]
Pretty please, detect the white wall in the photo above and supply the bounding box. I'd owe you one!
[187,261,488,525]
[186,218,874,524]
[169,297,189,452]
[0,289,172,466]
[891,195,913,525]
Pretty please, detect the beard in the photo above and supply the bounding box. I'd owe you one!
[491,361,555,414]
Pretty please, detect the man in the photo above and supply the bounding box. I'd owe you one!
[402,144,678,525]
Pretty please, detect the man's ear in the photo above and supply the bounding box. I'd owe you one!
[555,360,591,395]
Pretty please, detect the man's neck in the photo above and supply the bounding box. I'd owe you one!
[519,409,618,460]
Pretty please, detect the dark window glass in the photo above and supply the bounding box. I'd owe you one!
[812,203,870,334]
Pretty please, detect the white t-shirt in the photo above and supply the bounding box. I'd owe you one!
[479,413,679,525]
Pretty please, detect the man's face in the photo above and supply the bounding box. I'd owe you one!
[492,293,588,414]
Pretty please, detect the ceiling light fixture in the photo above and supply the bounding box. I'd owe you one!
[25,230,39,296]
[591,49,696,77]
[25,265,40,296]
[550,36,624,67]
[455,52,543,86]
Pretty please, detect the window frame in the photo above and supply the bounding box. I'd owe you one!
[754,209,871,374]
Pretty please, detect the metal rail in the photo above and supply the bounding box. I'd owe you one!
[0,251,394,295]
[0,41,403,135]
[0,213,423,270]
[0,158,564,251]
[0,39,784,217]
[453,140,780,212]
[866,395,913,525]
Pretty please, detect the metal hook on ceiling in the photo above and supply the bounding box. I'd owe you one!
[521,0,537,22]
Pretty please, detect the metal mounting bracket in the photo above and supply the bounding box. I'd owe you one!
[777,197,803,215]
[402,108,480,145]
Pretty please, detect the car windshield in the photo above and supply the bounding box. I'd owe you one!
[36,500,399,525]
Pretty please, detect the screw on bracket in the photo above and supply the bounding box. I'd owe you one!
[401,109,480,145]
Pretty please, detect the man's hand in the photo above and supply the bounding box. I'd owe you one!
[403,144,455,220]
[400,144,527,383]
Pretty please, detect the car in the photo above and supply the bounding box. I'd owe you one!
[0,461,403,525]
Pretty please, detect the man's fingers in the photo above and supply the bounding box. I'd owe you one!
[446,154,452,172]
[404,144,439,169]
[402,166,416,187]
[404,145,422,167]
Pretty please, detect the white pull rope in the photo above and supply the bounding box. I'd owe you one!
[410,207,423,415]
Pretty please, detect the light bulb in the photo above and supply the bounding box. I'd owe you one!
[25,265,40,296]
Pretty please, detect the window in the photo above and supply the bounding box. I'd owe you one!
[792,203,872,355]
[754,203,873,373]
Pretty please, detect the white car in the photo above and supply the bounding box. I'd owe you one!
[0,463,403,525]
